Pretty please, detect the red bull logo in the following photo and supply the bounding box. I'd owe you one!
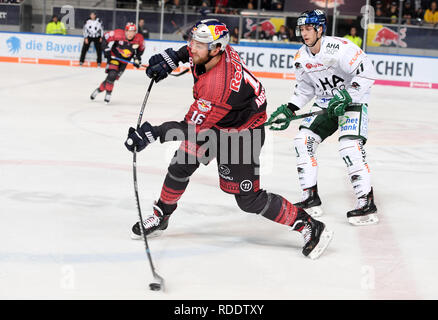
[244,19,276,38]
[214,25,228,37]
[373,27,407,47]
[117,48,132,58]
[207,24,228,40]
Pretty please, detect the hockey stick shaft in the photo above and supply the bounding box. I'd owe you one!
[266,109,326,125]
[132,79,165,290]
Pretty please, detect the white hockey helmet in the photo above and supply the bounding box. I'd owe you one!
[189,19,230,52]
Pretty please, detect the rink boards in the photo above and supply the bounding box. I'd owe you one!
[1,31,438,89]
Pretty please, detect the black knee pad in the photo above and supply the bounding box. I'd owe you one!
[168,162,199,180]
[235,191,268,214]
[106,70,118,82]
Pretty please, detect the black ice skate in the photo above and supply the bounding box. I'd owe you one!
[90,88,101,100]
[131,203,170,240]
[104,92,111,104]
[347,188,378,226]
[292,209,333,259]
[294,185,323,217]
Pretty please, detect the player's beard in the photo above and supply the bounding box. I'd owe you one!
[192,52,210,65]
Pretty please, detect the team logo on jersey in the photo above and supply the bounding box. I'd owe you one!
[197,99,212,112]
[117,48,132,58]
[240,180,253,192]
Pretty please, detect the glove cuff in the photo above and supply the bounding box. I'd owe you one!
[161,50,178,70]
[287,103,300,113]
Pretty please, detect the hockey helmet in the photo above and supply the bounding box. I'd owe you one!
[189,19,230,52]
[295,10,327,37]
[125,22,137,32]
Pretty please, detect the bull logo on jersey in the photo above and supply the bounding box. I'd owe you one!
[117,48,132,58]
[197,99,212,112]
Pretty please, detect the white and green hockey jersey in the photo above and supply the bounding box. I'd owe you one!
[289,36,376,109]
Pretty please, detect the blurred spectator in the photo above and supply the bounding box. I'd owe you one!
[271,1,283,11]
[375,0,386,15]
[230,27,239,44]
[272,25,289,41]
[46,15,67,35]
[248,24,271,40]
[288,27,296,41]
[424,1,438,25]
[261,0,272,10]
[388,1,399,23]
[138,18,150,39]
[247,0,255,9]
[214,0,228,13]
[402,1,414,24]
[375,0,388,23]
[344,26,362,48]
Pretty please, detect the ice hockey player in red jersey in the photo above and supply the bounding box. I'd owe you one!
[124,19,333,259]
[90,22,145,104]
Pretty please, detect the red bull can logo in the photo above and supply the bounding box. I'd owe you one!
[373,27,407,48]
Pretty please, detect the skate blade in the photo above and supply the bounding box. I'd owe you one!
[348,213,379,226]
[308,227,334,260]
[304,205,323,218]
[130,230,164,240]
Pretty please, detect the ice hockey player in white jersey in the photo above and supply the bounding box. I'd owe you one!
[266,9,378,226]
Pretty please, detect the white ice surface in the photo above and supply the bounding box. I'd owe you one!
[1,62,438,299]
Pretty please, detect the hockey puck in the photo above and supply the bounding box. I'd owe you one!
[149,283,161,291]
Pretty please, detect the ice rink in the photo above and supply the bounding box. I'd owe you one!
[1,61,438,300]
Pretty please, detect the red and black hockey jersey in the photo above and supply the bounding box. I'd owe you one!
[103,29,145,61]
[156,45,267,141]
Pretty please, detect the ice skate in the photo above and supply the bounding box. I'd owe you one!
[292,209,333,259]
[294,185,323,217]
[90,88,101,100]
[104,92,111,104]
[131,203,170,240]
[347,188,378,226]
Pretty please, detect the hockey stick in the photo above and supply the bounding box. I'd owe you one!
[132,78,165,292]
[110,56,189,77]
[265,109,327,126]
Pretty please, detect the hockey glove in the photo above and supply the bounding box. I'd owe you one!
[133,57,141,69]
[146,48,180,82]
[266,103,300,131]
[104,49,112,61]
[327,89,352,118]
[125,121,158,153]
